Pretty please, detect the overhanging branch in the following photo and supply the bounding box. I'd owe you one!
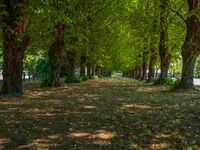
[167,4,187,23]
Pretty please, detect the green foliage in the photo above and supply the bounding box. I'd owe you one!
[81,76,89,81]
[195,58,200,76]
[91,75,99,80]
[65,76,82,83]
[98,74,104,78]
[154,77,180,90]
[163,78,180,90]
[35,58,49,78]
[148,77,159,83]
[41,76,53,87]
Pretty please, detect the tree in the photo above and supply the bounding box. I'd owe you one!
[157,0,171,83]
[0,0,32,94]
[178,0,200,89]
[147,0,159,82]
[48,23,66,87]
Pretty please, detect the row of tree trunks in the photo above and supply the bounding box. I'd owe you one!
[48,23,66,87]
[178,0,200,89]
[128,0,200,90]
[0,0,31,95]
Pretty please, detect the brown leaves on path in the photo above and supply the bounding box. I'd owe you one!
[0,78,200,149]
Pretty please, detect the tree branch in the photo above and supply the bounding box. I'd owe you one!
[91,0,115,18]
[167,4,186,23]
[91,21,113,33]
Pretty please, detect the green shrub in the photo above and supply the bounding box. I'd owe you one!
[91,75,98,79]
[65,76,82,83]
[98,74,104,78]
[163,78,180,90]
[153,77,180,90]
[81,76,89,81]
[149,77,159,83]
[73,76,82,83]
[41,76,53,87]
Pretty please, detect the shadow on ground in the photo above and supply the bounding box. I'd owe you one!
[0,78,200,149]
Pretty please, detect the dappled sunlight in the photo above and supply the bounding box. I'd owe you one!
[120,103,152,111]
[0,107,22,113]
[0,107,60,115]
[150,143,170,149]
[69,130,115,141]
[136,86,166,93]
[16,143,39,150]
[24,90,54,98]
[48,134,61,140]
[83,105,97,109]
[84,94,100,98]
[70,132,91,138]
[24,108,57,114]
[32,138,50,143]
[93,140,112,145]
[0,78,200,149]
[95,131,115,140]
[16,136,62,150]
[155,134,171,139]
[129,143,140,149]
[0,101,24,105]
[16,142,61,150]
[0,137,10,149]
[78,98,85,101]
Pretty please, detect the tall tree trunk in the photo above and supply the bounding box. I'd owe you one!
[148,48,157,81]
[66,51,75,82]
[178,0,200,89]
[87,62,92,78]
[0,0,31,95]
[137,66,142,80]
[92,66,96,76]
[48,23,65,87]
[141,46,148,80]
[158,0,171,83]
[141,62,147,80]
[80,51,86,77]
[147,10,158,82]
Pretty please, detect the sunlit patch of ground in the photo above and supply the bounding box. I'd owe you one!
[0,77,200,149]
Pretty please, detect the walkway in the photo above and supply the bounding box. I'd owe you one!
[0,78,199,149]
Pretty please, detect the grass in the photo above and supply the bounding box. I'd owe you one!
[0,78,200,149]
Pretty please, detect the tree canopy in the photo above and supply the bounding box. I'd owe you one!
[0,0,200,94]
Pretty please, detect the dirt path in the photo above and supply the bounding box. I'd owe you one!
[0,78,200,149]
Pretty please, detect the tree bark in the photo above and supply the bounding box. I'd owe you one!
[141,47,148,80]
[148,49,157,81]
[87,62,92,78]
[137,66,142,80]
[80,52,86,77]
[48,23,65,87]
[147,11,158,82]
[178,1,200,89]
[0,0,31,95]
[66,51,75,82]
[158,0,171,83]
